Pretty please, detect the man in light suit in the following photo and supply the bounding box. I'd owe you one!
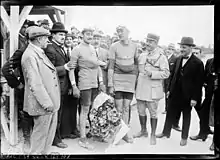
[134,33,170,145]
[21,26,60,154]
[156,37,204,146]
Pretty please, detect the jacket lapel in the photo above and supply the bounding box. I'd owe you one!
[30,44,56,70]
[52,42,68,61]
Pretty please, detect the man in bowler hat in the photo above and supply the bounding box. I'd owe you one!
[45,22,74,149]
[156,37,204,146]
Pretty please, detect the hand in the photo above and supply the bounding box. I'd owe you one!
[166,91,170,98]
[99,82,106,93]
[72,85,80,98]
[108,87,115,97]
[17,83,24,90]
[65,61,75,70]
[190,100,197,107]
[68,88,73,95]
[144,69,152,77]
[45,106,54,112]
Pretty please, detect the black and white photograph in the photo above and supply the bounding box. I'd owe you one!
[0,2,219,157]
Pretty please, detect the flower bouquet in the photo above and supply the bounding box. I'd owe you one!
[89,92,129,144]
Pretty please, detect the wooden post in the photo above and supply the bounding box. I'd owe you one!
[19,6,33,29]
[9,5,19,146]
[0,6,11,31]
[55,10,62,22]
[48,13,56,23]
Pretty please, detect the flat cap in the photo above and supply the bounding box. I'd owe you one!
[65,33,74,39]
[146,33,160,42]
[28,26,50,39]
[168,43,175,49]
[81,27,94,34]
[93,30,102,37]
[41,19,49,25]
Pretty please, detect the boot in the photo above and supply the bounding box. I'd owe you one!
[150,118,157,145]
[134,115,148,138]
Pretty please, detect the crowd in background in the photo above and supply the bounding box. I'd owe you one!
[0,18,218,155]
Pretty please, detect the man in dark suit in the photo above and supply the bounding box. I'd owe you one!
[156,37,204,146]
[60,33,80,139]
[163,43,181,132]
[190,57,215,141]
[2,21,37,152]
[44,22,74,149]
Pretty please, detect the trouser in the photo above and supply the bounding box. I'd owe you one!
[163,97,192,139]
[165,96,181,127]
[53,94,66,144]
[196,97,212,136]
[29,112,58,155]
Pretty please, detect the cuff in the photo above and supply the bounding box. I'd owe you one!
[64,64,70,71]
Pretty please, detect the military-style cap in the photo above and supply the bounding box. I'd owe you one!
[28,26,50,39]
[146,33,160,42]
[81,27,94,34]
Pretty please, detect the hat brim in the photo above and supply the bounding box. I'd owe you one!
[50,29,68,33]
[145,37,158,42]
[30,33,51,39]
[178,43,196,47]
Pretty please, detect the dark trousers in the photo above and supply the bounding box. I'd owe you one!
[53,94,66,144]
[60,95,79,137]
[194,97,212,136]
[165,96,181,127]
[163,95,192,140]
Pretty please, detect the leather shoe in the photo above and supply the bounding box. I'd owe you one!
[190,135,207,141]
[180,139,187,146]
[172,125,181,132]
[66,134,78,139]
[53,142,68,148]
[156,133,170,138]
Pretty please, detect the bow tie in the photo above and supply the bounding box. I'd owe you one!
[182,56,189,59]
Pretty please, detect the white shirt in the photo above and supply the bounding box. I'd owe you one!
[182,53,192,67]
[64,47,72,57]
[167,53,174,60]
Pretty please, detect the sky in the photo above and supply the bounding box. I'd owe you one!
[27,6,214,47]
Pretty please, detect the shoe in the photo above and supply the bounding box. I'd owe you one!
[78,138,94,150]
[133,130,148,138]
[53,142,68,148]
[190,135,207,142]
[210,143,214,151]
[123,135,134,143]
[73,129,81,137]
[162,111,167,114]
[172,125,182,132]
[86,132,92,138]
[156,133,170,138]
[66,134,78,139]
[180,139,187,146]
[208,129,214,135]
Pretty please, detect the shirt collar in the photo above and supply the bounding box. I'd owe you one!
[29,42,44,53]
[52,39,64,48]
[167,53,174,60]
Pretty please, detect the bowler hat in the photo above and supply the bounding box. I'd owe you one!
[178,37,196,47]
[146,33,160,42]
[41,19,49,25]
[28,26,50,39]
[50,22,68,33]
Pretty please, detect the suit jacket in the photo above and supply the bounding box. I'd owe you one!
[21,43,60,116]
[203,58,216,99]
[45,41,70,95]
[164,54,177,93]
[168,54,204,103]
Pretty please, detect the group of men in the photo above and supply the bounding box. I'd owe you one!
[1,19,217,154]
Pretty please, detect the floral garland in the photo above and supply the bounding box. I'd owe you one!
[89,98,122,142]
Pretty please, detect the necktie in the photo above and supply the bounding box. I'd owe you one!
[67,48,71,58]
